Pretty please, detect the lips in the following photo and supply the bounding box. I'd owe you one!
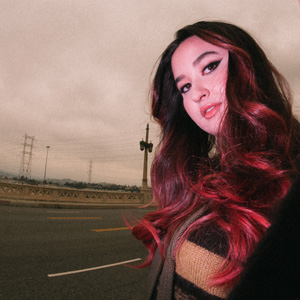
[200,103,222,119]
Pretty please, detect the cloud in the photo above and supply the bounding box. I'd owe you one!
[0,0,299,185]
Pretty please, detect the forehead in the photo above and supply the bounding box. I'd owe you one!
[171,36,228,67]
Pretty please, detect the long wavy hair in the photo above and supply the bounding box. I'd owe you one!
[132,21,300,287]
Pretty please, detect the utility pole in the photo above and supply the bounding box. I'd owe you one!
[88,160,93,187]
[140,124,153,190]
[19,134,35,179]
[43,146,50,183]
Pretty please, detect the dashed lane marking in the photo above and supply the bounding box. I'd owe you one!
[46,211,80,214]
[48,258,141,277]
[91,227,129,232]
[47,217,102,220]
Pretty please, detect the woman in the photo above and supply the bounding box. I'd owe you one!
[132,21,300,299]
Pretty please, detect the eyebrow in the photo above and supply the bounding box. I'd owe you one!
[192,51,218,66]
[175,50,219,84]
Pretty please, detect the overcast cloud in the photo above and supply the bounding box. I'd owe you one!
[0,0,299,185]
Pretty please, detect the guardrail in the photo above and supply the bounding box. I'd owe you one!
[0,181,152,205]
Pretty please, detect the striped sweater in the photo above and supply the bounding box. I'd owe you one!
[174,224,230,299]
[146,208,231,300]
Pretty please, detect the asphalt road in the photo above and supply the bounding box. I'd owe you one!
[0,205,154,299]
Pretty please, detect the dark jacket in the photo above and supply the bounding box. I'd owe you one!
[227,175,300,300]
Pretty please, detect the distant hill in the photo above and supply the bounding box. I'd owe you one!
[48,178,110,185]
[0,169,17,178]
[0,170,133,189]
[48,178,78,185]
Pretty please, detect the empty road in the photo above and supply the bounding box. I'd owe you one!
[0,205,154,299]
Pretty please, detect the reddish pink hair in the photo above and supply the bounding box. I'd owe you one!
[131,21,300,287]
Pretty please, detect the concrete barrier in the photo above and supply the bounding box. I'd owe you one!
[0,181,153,208]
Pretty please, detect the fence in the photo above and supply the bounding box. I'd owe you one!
[0,181,153,206]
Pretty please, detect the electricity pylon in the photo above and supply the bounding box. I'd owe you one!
[19,134,35,179]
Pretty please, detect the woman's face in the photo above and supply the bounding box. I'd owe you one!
[171,36,229,135]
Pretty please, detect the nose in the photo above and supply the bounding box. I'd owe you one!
[191,87,210,102]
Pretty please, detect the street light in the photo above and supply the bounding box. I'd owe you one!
[43,146,50,183]
[140,124,153,190]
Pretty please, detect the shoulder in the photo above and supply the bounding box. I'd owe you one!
[188,222,229,258]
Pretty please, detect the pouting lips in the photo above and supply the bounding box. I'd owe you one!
[201,103,222,119]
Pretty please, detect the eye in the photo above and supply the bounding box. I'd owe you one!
[180,83,191,94]
[203,60,221,74]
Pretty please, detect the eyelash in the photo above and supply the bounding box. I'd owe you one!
[179,59,222,94]
[203,59,222,74]
[180,83,191,94]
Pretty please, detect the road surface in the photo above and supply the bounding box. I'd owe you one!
[0,205,154,299]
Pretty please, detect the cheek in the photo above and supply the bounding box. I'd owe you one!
[210,70,227,96]
[211,85,225,96]
[183,98,194,118]
[211,78,227,98]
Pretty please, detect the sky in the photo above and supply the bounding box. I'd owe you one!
[0,0,300,186]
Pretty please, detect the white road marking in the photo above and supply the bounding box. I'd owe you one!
[48,258,142,278]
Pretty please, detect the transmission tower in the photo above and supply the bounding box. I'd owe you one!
[88,160,93,186]
[19,134,35,179]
